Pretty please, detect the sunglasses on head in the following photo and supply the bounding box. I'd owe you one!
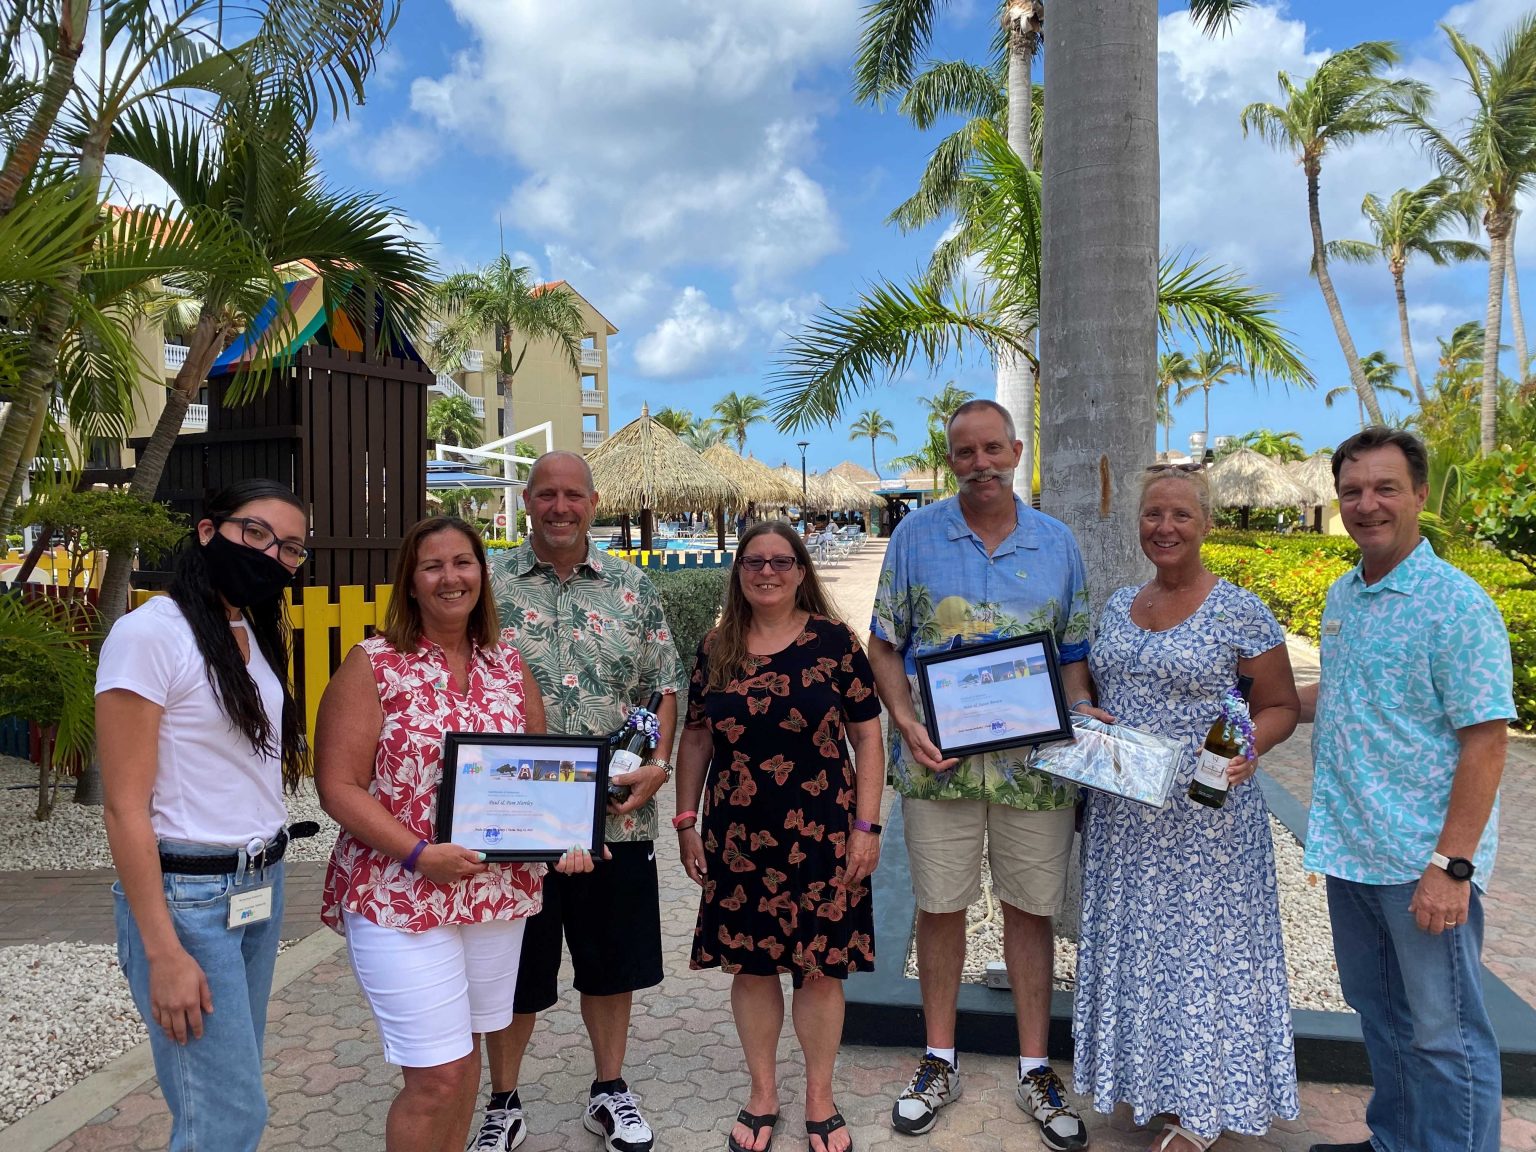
[1145,462,1204,474]
[738,555,799,572]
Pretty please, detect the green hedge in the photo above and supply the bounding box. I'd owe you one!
[648,567,729,668]
[1203,532,1534,730]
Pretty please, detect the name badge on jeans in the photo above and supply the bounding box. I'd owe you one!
[227,884,274,929]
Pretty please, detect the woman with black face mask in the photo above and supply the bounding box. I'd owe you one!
[97,479,310,1152]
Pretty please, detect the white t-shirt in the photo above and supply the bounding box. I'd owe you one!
[96,595,287,846]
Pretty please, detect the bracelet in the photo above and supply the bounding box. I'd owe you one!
[852,818,883,836]
[402,838,428,872]
[1068,698,1093,714]
[645,758,675,780]
[671,810,698,831]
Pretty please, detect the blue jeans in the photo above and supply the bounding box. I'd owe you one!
[114,842,286,1152]
[1326,876,1500,1152]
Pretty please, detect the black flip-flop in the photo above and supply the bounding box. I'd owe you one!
[727,1108,780,1152]
[805,1110,850,1152]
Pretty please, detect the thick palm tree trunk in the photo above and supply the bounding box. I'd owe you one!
[997,4,1042,504]
[1393,264,1428,406]
[1507,211,1529,385]
[1480,213,1511,455]
[0,0,90,217]
[1306,160,1383,425]
[1039,0,1158,607]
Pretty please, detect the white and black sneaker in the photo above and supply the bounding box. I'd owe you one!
[584,1080,654,1152]
[1016,1065,1088,1151]
[891,1053,961,1135]
[472,1100,526,1151]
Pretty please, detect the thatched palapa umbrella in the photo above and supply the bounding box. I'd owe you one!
[1287,452,1336,531]
[701,445,801,511]
[1205,448,1308,530]
[586,404,740,550]
[820,470,883,512]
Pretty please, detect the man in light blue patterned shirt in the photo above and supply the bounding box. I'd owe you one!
[868,400,1095,1152]
[1299,428,1514,1152]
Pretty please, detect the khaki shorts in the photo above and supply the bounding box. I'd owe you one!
[902,796,1076,916]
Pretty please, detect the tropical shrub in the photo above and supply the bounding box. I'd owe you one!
[1460,445,1536,575]
[648,568,730,668]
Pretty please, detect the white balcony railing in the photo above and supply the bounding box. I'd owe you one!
[581,430,606,449]
[164,343,189,372]
[431,374,486,418]
[579,348,602,370]
[182,403,208,432]
[580,388,603,408]
[462,348,485,372]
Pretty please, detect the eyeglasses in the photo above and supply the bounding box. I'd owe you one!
[1145,462,1204,474]
[223,517,310,567]
[738,554,799,572]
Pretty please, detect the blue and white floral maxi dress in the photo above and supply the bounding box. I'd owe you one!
[1074,579,1299,1139]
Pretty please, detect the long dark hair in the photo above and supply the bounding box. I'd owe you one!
[168,480,309,792]
[380,517,500,652]
[705,520,843,693]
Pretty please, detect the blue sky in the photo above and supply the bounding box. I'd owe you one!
[117,0,1536,474]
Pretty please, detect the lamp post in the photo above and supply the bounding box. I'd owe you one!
[796,440,810,534]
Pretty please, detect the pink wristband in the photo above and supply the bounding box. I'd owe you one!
[402,838,428,872]
[671,810,699,830]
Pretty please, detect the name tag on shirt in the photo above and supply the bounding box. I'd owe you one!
[1322,619,1342,637]
[227,884,274,929]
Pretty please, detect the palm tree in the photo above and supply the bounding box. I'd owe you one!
[1175,349,1243,449]
[683,421,725,452]
[1326,350,1412,427]
[428,395,484,449]
[433,255,585,443]
[1410,16,1536,453]
[1233,428,1307,462]
[918,382,976,431]
[888,424,955,496]
[848,409,898,478]
[1156,351,1197,456]
[1325,177,1486,405]
[93,91,433,631]
[710,391,768,453]
[651,406,694,436]
[1241,42,1431,427]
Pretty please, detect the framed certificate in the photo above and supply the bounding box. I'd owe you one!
[914,632,1073,759]
[437,734,611,862]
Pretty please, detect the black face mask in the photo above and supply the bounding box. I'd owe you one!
[203,530,295,608]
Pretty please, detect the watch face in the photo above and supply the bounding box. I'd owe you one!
[1448,857,1475,881]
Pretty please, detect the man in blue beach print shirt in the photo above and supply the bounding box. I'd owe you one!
[868,400,1094,1152]
[1298,427,1514,1152]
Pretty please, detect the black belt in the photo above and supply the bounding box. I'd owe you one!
[158,822,320,876]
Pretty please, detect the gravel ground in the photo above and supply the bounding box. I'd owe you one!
[0,756,339,871]
[904,815,1350,1014]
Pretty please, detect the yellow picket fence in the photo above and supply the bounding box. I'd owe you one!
[131,584,394,738]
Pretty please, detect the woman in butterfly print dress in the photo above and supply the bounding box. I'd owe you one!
[675,522,884,1152]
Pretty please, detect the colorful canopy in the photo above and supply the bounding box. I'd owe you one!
[209,274,366,375]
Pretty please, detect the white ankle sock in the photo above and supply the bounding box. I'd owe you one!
[925,1047,957,1068]
[1019,1056,1049,1078]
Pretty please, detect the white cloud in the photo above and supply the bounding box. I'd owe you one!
[406,0,856,294]
[633,287,748,377]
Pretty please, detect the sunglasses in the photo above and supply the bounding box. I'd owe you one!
[1145,462,1204,474]
[738,555,800,572]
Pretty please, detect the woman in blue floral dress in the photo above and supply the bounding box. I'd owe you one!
[1075,466,1302,1151]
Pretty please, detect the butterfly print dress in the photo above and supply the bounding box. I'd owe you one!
[686,615,882,985]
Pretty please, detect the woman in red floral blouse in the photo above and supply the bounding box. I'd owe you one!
[674,522,885,1152]
[318,517,595,1152]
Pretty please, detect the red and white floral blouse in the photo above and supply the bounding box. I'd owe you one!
[321,631,544,933]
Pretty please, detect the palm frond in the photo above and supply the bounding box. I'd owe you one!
[1324,238,1379,265]
[1157,254,1313,388]
[898,57,1004,130]
[853,0,952,105]
[1187,0,1254,36]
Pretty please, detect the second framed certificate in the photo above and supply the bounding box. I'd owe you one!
[914,632,1073,759]
[437,734,611,862]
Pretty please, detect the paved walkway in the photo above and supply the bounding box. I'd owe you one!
[6,539,1536,1151]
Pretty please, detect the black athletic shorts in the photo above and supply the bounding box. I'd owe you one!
[511,839,664,1014]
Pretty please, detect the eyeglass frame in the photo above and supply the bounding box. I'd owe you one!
[737,554,801,573]
[219,516,310,567]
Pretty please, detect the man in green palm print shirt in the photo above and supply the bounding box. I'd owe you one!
[868,401,1095,1152]
[475,451,684,1152]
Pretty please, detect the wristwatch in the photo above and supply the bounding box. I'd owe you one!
[644,758,675,780]
[1430,852,1475,882]
[852,818,883,836]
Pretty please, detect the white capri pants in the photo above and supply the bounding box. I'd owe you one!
[342,911,526,1068]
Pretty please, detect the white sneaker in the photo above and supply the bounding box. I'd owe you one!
[891,1053,961,1135]
[584,1083,654,1152]
[472,1102,526,1151]
[1016,1065,1088,1151]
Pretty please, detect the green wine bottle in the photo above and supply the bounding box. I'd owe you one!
[1188,675,1253,809]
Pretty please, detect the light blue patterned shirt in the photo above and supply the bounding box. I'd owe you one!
[1306,539,1515,889]
[871,494,1092,810]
